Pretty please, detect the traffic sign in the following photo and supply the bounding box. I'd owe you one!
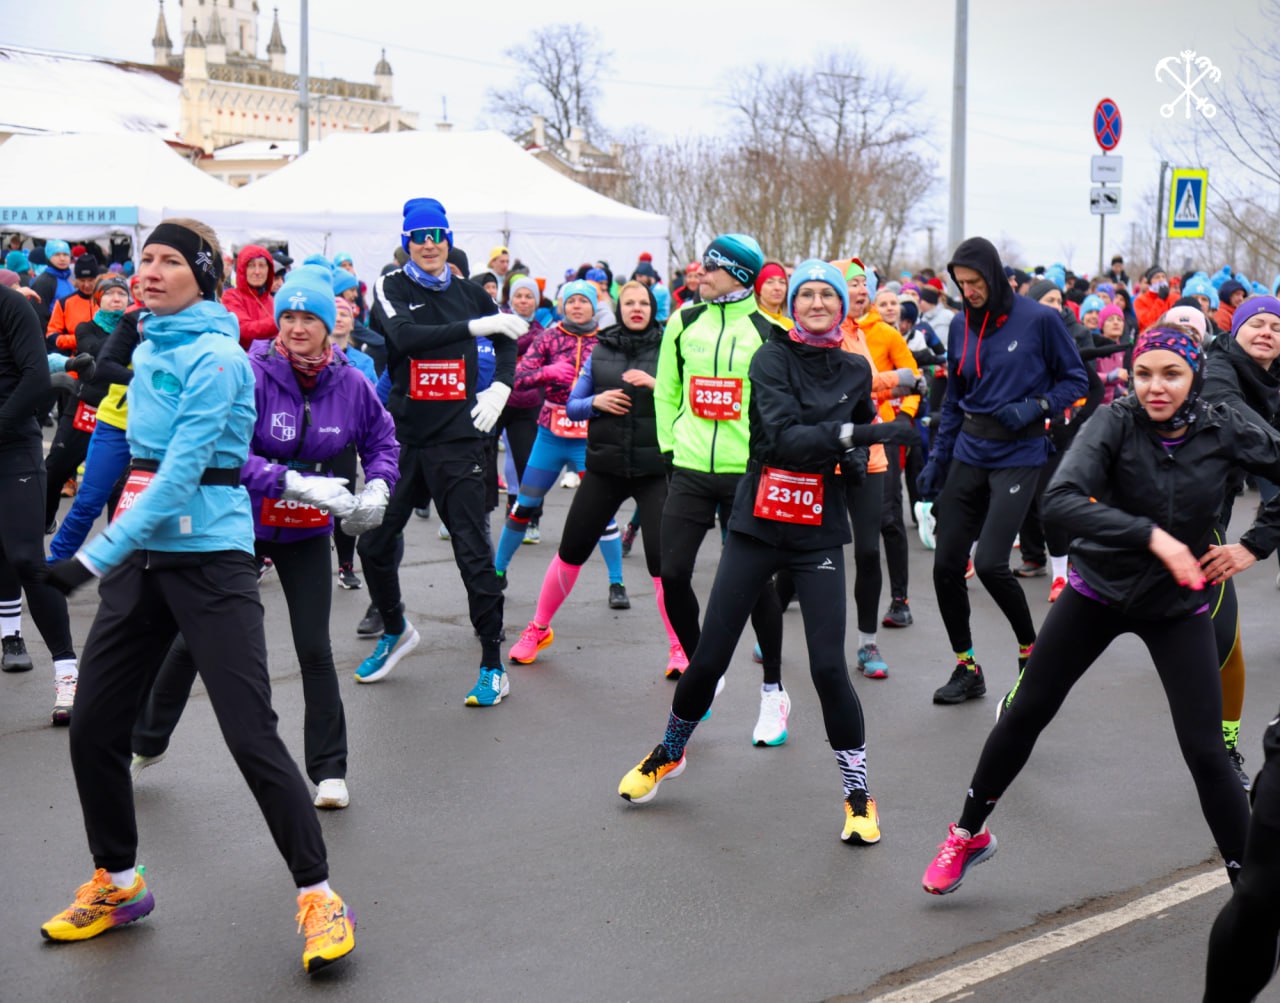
[1167,168,1208,238]
[1090,155,1123,182]
[1093,98,1122,151]
[1090,187,1121,215]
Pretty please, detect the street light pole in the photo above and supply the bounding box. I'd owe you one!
[1153,160,1169,266]
[297,0,309,154]
[948,0,968,255]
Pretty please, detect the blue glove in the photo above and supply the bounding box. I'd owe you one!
[917,459,948,500]
[994,399,1045,431]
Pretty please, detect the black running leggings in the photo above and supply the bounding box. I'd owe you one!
[933,459,1040,653]
[672,531,864,750]
[43,409,92,527]
[561,470,666,578]
[330,444,357,570]
[881,446,911,602]
[497,404,540,519]
[957,585,1248,870]
[847,471,884,635]
[1017,450,1070,566]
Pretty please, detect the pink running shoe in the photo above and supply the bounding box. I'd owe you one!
[509,622,553,664]
[665,643,689,680]
[922,823,997,895]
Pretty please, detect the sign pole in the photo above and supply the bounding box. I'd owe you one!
[1154,160,1169,266]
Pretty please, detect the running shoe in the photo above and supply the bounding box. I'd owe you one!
[257,556,275,584]
[1227,747,1251,792]
[356,603,383,638]
[665,643,688,680]
[61,477,77,498]
[297,888,356,974]
[509,622,553,664]
[841,791,881,844]
[964,558,975,580]
[51,673,76,726]
[621,523,638,557]
[465,665,510,707]
[608,583,631,610]
[1013,560,1046,578]
[932,662,985,705]
[522,524,541,545]
[438,523,451,541]
[354,624,420,684]
[922,823,998,895]
[560,471,580,489]
[130,753,165,781]
[857,644,889,680]
[618,744,685,804]
[414,506,431,520]
[46,518,58,535]
[41,868,155,941]
[751,643,764,664]
[701,674,726,721]
[1048,577,1066,603]
[752,689,791,746]
[337,564,362,590]
[314,779,350,809]
[882,598,913,628]
[1,633,33,672]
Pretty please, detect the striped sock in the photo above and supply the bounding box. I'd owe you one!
[662,710,699,761]
[0,593,21,638]
[834,746,867,796]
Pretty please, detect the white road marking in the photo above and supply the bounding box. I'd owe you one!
[869,870,1228,1003]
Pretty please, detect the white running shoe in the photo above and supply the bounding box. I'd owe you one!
[438,523,451,541]
[130,753,166,781]
[314,778,350,809]
[752,689,791,747]
[560,471,580,489]
[51,674,76,726]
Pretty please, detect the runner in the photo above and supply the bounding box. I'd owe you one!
[921,325,1269,897]
[221,244,277,351]
[495,275,545,544]
[38,220,355,973]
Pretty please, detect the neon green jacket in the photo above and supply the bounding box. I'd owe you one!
[655,296,779,474]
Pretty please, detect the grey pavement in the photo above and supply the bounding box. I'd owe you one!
[3,485,1280,1002]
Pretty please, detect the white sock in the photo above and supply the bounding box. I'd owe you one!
[0,593,21,637]
[108,867,137,888]
[53,657,78,680]
[298,880,332,897]
[858,632,877,648]
[762,682,781,694]
[1049,554,1069,581]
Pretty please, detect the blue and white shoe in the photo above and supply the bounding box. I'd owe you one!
[751,643,763,664]
[701,674,727,721]
[857,643,889,680]
[354,624,420,684]
[465,665,510,707]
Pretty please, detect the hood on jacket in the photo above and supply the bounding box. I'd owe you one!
[140,301,241,346]
[947,237,1016,329]
[235,244,274,299]
[600,281,661,346]
[1206,335,1280,420]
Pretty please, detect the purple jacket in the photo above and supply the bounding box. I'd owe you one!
[241,345,401,543]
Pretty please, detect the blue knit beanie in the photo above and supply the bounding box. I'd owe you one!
[333,252,353,267]
[303,253,335,273]
[1080,294,1104,318]
[560,279,598,310]
[401,198,452,251]
[789,259,849,325]
[275,264,337,332]
[703,233,764,287]
[45,239,70,259]
[4,250,29,273]
[331,268,358,296]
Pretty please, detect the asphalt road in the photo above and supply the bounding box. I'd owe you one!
[3,483,1280,1002]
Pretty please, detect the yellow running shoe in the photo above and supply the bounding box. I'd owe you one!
[618,744,685,804]
[841,791,881,845]
[41,867,155,941]
[297,888,356,974]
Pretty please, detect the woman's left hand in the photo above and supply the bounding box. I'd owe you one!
[1200,543,1257,584]
[621,369,655,389]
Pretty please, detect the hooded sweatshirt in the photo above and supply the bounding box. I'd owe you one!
[222,245,277,350]
[934,237,1089,468]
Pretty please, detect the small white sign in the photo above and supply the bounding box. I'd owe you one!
[1090,187,1121,215]
[1091,155,1123,182]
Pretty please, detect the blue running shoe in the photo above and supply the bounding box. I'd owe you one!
[857,643,889,680]
[354,624,420,684]
[465,665,510,707]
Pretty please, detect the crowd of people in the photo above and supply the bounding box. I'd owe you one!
[4,213,1280,998]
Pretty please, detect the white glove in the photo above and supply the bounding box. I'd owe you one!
[340,479,391,537]
[282,470,352,512]
[471,382,512,433]
[468,313,528,340]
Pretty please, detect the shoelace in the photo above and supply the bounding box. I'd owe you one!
[296,892,330,936]
[934,834,967,866]
[74,870,115,904]
[847,791,870,817]
[520,624,546,643]
[639,747,671,776]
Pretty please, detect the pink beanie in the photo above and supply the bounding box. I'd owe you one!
[1098,304,1124,326]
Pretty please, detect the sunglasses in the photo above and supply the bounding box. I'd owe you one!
[403,227,448,245]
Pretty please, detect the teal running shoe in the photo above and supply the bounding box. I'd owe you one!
[354,624,420,684]
[465,666,510,707]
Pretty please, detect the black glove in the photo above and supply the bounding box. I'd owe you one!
[993,399,1045,431]
[893,410,923,447]
[49,372,78,394]
[66,353,97,382]
[840,446,869,487]
[45,558,96,595]
[917,459,949,500]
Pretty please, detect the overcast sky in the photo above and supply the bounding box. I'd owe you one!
[5,0,1271,272]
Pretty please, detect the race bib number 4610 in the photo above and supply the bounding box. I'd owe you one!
[753,467,824,525]
[409,358,466,401]
[689,376,742,420]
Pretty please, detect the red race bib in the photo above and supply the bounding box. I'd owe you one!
[547,403,589,439]
[689,376,742,420]
[72,401,98,433]
[753,467,825,525]
[112,470,154,521]
[259,497,331,529]
[409,358,466,401]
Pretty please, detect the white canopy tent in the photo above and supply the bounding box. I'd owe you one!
[206,130,670,288]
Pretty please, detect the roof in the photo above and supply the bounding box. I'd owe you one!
[0,46,181,141]
[209,139,298,161]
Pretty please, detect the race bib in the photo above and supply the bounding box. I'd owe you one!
[547,403,589,439]
[689,376,742,420]
[112,469,154,520]
[72,401,98,433]
[260,497,331,529]
[753,467,824,526]
[409,358,466,401]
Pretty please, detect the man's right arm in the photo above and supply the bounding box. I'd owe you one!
[373,273,490,356]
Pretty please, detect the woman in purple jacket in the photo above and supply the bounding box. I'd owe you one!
[130,266,400,810]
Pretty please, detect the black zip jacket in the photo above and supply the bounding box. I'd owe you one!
[83,310,141,410]
[0,284,51,445]
[728,331,875,551]
[585,316,664,479]
[1043,394,1280,619]
[371,268,515,447]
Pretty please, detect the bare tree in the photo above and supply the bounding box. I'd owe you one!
[484,24,613,145]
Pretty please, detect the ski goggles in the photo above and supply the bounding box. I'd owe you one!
[402,227,448,245]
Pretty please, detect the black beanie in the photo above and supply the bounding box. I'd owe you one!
[1027,279,1059,303]
[74,255,100,279]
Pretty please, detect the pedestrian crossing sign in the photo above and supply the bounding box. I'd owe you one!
[1167,168,1208,239]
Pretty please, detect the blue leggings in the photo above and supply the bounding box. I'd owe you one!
[494,426,622,582]
[49,422,131,561]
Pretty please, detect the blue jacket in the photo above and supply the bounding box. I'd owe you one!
[81,302,256,571]
[338,344,377,384]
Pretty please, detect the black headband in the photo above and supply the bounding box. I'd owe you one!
[144,222,222,301]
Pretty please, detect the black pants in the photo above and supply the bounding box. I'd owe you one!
[561,470,666,578]
[881,446,911,601]
[330,444,358,570]
[358,439,504,664]
[673,532,864,749]
[1017,450,1070,566]
[497,405,540,522]
[959,586,1248,870]
[933,460,1040,654]
[0,434,74,660]
[132,535,347,784]
[70,550,327,885]
[1205,714,1280,1001]
[43,410,92,527]
[847,472,884,635]
[660,469,782,673]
